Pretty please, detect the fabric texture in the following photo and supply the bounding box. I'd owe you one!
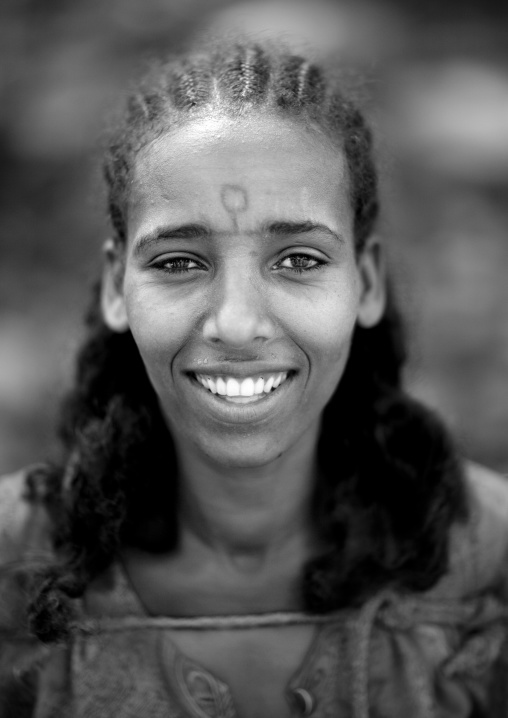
[1,464,508,717]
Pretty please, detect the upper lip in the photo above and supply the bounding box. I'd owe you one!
[186,364,296,378]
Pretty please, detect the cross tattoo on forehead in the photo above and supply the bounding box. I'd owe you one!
[220,184,248,231]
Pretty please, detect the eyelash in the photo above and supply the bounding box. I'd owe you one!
[153,257,205,274]
[273,254,326,274]
[152,253,327,275]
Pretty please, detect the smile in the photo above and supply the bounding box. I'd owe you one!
[194,372,289,403]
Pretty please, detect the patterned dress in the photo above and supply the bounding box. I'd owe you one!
[1,464,508,717]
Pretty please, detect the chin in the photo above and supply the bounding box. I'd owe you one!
[198,435,290,470]
[188,417,321,472]
[181,432,300,469]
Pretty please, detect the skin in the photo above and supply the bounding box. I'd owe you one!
[102,112,385,613]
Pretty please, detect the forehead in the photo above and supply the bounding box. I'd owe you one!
[127,113,352,239]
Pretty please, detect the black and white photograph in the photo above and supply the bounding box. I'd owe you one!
[1,1,508,716]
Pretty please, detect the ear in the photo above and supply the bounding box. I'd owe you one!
[356,235,386,328]
[101,239,129,333]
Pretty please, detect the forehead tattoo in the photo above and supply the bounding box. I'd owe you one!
[220,184,248,231]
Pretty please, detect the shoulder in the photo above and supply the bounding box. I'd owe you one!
[465,461,508,525]
[0,470,54,703]
[436,461,508,598]
[0,467,53,564]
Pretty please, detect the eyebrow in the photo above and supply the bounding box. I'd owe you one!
[132,220,343,257]
[133,223,211,257]
[263,221,344,244]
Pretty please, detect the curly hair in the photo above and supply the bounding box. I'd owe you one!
[26,40,467,642]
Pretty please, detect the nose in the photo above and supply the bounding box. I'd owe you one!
[202,269,276,347]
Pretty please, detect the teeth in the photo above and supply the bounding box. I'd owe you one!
[226,378,240,397]
[216,377,227,396]
[263,376,274,393]
[240,378,255,396]
[195,372,289,398]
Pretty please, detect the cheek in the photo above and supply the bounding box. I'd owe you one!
[123,283,195,377]
[285,283,360,362]
[285,281,360,411]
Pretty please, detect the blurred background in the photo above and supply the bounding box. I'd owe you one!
[1,0,507,474]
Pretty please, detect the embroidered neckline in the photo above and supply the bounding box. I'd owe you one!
[78,560,341,718]
[78,611,345,632]
[79,559,345,631]
[76,558,508,718]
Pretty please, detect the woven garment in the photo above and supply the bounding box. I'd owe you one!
[1,464,508,718]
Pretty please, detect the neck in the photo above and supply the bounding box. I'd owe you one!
[175,426,320,567]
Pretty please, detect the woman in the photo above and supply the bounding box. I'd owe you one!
[1,40,508,718]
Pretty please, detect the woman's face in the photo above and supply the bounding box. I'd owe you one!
[103,113,384,468]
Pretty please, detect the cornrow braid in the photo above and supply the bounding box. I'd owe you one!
[26,39,467,644]
[126,92,156,125]
[169,59,212,109]
[341,104,378,251]
[219,44,270,104]
[297,61,325,105]
[276,56,325,108]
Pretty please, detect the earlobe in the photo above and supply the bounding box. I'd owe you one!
[357,236,386,328]
[101,239,129,333]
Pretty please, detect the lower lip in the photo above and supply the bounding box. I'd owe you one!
[185,373,296,424]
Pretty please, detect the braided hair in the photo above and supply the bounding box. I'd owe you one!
[27,41,467,642]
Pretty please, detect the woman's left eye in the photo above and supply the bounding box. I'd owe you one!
[274,254,325,274]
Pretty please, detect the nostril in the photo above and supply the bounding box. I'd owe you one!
[203,303,275,346]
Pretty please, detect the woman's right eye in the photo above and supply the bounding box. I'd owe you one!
[152,257,206,274]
